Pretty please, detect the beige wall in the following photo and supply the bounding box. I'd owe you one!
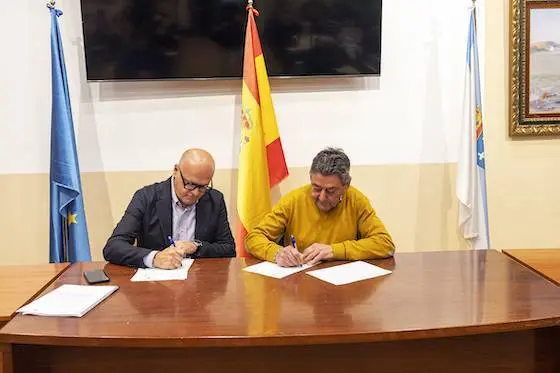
[0,164,466,265]
[484,0,560,250]
[1,0,559,266]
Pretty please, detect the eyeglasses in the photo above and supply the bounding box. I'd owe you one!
[177,168,212,192]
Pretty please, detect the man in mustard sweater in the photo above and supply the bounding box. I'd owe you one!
[246,147,395,267]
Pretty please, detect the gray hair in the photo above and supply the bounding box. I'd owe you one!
[310,147,352,185]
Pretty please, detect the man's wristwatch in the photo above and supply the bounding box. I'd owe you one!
[193,239,203,251]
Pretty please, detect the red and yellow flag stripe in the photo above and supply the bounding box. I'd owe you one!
[237,6,288,257]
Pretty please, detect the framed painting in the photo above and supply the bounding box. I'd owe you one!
[510,0,560,136]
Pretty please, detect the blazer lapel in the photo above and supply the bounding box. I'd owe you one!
[194,193,208,240]
[155,178,173,242]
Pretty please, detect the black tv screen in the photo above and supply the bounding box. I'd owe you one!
[80,0,382,80]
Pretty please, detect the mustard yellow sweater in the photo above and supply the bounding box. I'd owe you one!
[245,185,395,262]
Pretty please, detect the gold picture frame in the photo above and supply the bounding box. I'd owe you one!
[510,0,560,136]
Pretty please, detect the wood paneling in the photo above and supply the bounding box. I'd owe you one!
[0,344,13,373]
[9,330,554,373]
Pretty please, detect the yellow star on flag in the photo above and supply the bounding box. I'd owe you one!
[67,211,78,224]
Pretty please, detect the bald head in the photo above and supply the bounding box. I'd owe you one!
[173,149,215,206]
[178,149,215,174]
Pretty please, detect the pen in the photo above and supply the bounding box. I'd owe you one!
[168,235,188,260]
[290,234,302,267]
[167,235,176,247]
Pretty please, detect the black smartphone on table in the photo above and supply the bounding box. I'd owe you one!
[83,269,110,284]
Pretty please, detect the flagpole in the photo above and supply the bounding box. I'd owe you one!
[472,0,477,29]
[47,0,66,262]
[62,217,69,262]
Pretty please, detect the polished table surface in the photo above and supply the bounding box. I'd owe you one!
[2,250,560,348]
[0,263,69,327]
[503,249,560,286]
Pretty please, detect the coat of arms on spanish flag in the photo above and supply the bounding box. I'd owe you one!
[237,3,288,257]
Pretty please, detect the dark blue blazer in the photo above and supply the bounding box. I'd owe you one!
[103,178,235,267]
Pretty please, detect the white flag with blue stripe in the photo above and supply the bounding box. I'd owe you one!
[457,6,490,250]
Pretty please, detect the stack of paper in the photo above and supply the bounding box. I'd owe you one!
[306,261,392,285]
[131,258,194,282]
[17,284,119,317]
[243,261,314,279]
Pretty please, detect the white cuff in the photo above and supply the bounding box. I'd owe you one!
[143,251,158,268]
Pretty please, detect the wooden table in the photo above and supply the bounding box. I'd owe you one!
[0,263,69,373]
[1,251,560,373]
[0,263,69,329]
[503,249,560,285]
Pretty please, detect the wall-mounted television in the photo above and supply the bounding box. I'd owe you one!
[80,0,382,80]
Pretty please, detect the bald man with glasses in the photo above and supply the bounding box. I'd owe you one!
[103,149,235,269]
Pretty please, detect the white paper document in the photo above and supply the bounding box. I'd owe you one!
[16,284,119,317]
[243,261,314,279]
[131,258,194,282]
[306,261,392,285]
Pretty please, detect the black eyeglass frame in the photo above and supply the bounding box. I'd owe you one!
[176,168,213,192]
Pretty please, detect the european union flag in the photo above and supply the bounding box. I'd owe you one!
[49,6,91,263]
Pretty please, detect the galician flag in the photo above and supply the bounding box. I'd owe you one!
[457,6,490,250]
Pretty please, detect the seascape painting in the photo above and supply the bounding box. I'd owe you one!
[529,8,560,115]
[510,0,560,136]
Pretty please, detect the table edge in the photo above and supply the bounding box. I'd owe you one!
[502,250,560,286]
[1,317,559,348]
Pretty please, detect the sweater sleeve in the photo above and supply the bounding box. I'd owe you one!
[245,198,292,262]
[331,196,395,260]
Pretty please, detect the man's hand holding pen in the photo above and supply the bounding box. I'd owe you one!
[276,245,304,267]
[153,236,198,269]
[276,234,304,267]
[275,237,334,267]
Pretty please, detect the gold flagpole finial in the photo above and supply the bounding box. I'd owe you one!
[47,0,56,9]
[247,0,254,7]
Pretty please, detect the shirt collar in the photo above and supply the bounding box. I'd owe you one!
[171,176,196,210]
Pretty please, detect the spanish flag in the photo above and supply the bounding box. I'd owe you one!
[237,5,288,257]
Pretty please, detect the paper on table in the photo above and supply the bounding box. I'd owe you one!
[243,261,313,279]
[16,284,119,317]
[306,261,391,285]
[131,258,194,282]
